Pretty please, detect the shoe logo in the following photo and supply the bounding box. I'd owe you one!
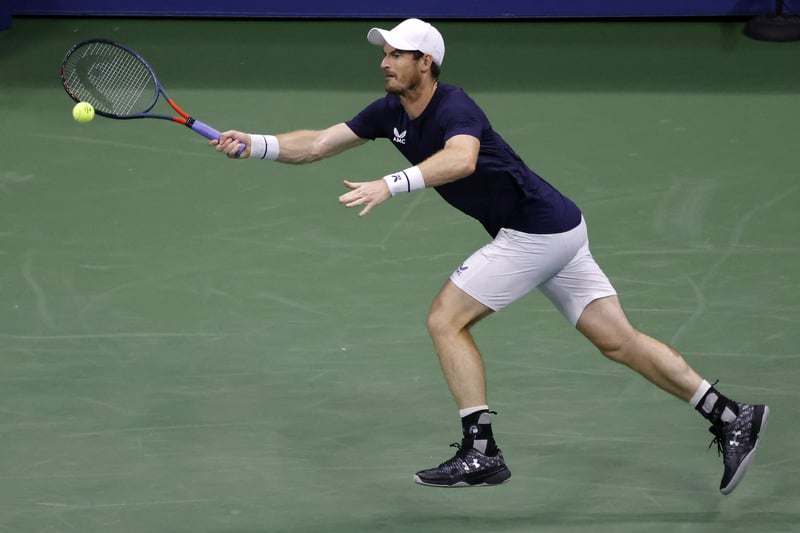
[392,128,407,144]
[729,430,742,447]
[468,425,479,436]
[471,459,481,469]
[455,264,469,276]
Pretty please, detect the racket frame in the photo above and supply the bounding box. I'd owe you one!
[60,38,226,143]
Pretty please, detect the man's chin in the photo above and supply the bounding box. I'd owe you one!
[384,81,402,95]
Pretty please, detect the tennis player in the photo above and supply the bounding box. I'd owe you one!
[212,18,768,494]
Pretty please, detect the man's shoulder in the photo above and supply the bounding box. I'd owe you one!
[436,83,477,106]
[437,83,466,97]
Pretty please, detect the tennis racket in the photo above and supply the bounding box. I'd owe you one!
[60,38,244,155]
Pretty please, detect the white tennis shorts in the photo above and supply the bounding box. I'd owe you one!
[450,217,616,326]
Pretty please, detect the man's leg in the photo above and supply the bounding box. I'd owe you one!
[576,295,769,494]
[426,280,493,409]
[413,280,511,487]
[575,295,702,400]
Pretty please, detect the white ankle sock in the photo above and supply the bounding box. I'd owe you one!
[459,405,489,418]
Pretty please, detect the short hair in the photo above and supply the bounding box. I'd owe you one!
[411,50,441,80]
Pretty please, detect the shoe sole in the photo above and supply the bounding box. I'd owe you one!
[413,467,511,488]
[720,405,769,495]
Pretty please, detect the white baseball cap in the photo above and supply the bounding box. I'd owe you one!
[367,18,445,67]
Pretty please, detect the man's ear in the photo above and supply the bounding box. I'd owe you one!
[421,53,434,73]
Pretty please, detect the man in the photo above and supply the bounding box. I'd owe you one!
[212,18,768,494]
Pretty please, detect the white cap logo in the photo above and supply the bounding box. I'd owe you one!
[367,18,445,67]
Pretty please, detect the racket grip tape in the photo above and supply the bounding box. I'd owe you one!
[187,119,246,157]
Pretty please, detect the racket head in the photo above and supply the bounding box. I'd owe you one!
[61,39,160,119]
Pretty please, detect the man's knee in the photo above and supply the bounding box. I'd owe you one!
[594,332,638,364]
[427,297,455,337]
[577,296,639,363]
[427,281,493,339]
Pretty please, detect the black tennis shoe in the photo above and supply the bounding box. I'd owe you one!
[709,403,769,495]
[414,443,511,487]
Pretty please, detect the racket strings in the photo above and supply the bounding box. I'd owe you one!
[64,42,157,117]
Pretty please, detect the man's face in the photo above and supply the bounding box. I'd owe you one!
[380,45,423,95]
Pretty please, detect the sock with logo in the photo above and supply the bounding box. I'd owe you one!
[690,380,738,426]
[459,406,499,456]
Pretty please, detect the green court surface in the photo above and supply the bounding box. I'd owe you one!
[1,16,799,533]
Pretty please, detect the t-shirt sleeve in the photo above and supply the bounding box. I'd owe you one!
[345,97,389,141]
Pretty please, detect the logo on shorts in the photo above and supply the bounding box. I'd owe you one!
[392,128,407,144]
[455,263,469,276]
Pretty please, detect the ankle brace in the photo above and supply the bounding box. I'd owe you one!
[695,384,738,425]
[461,409,498,455]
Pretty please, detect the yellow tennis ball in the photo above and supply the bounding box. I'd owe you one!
[72,102,95,123]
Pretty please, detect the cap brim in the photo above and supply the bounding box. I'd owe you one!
[367,27,416,52]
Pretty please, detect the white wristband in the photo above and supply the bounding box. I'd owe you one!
[382,166,425,196]
[248,134,280,160]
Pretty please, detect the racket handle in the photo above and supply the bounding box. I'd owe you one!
[188,119,246,157]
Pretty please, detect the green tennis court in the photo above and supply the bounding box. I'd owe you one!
[1,17,798,533]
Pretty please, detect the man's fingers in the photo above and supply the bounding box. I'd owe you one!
[344,195,369,209]
[339,180,385,216]
[339,185,364,204]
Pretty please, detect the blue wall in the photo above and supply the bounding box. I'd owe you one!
[6,0,782,18]
[0,7,10,29]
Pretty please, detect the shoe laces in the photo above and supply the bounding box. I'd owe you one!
[427,443,472,473]
[449,442,471,458]
[708,420,736,457]
[708,426,725,456]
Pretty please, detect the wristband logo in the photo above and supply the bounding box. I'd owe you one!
[392,128,407,145]
[391,173,403,182]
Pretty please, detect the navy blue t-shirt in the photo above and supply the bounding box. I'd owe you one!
[345,83,582,238]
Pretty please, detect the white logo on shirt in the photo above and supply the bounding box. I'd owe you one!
[393,128,407,144]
